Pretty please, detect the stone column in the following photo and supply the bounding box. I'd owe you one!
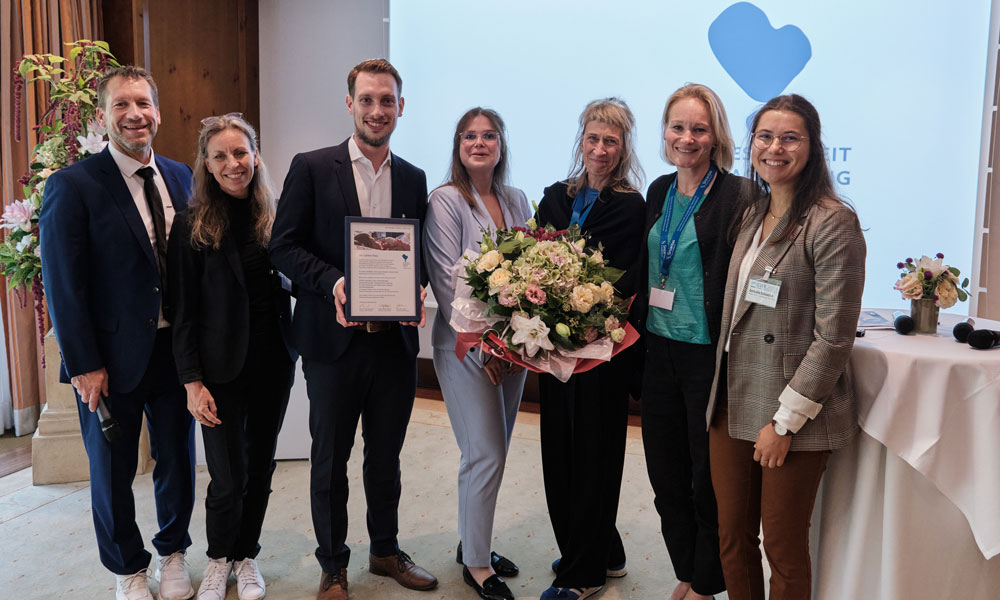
[31,330,152,485]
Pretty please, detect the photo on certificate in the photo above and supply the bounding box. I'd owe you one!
[345,216,421,322]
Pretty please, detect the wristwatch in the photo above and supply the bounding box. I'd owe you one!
[771,420,791,436]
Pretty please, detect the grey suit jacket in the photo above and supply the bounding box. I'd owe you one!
[423,184,532,359]
[707,198,866,451]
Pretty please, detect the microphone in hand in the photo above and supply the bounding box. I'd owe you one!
[953,318,976,343]
[967,329,1000,350]
[96,395,123,443]
[893,311,914,335]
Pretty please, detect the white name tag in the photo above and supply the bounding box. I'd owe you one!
[745,277,781,308]
[650,287,675,310]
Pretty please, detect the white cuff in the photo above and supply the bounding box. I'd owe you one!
[775,385,823,434]
[773,404,809,434]
[334,276,345,298]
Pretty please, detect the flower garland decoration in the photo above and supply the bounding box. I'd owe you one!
[893,253,970,309]
[4,40,118,356]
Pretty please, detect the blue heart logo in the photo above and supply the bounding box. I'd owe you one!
[709,3,811,102]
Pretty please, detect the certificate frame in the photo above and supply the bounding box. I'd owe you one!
[344,216,421,322]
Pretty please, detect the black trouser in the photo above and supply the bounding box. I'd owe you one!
[640,334,726,596]
[539,356,629,589]
[202,324,294,561]
[303,331,417,574]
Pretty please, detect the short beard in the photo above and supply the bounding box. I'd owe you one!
[110,128,153,154]
[356,127,389,148]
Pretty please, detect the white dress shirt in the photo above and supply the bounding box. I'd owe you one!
[336,136,393,296]
[107,144,175,328]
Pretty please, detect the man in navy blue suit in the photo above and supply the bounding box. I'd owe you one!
[269,58,435,600]
[40,66,196,600]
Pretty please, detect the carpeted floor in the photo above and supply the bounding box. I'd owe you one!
[0,398,731,599]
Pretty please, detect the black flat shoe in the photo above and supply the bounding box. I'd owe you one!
[456,541,519,577]
[462,566,514,600]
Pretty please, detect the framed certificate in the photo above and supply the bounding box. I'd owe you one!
[344,216,421,322]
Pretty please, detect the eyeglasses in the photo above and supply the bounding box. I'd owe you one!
[459,130,499,143]
[752,132,807,151]
[200,112,244,126]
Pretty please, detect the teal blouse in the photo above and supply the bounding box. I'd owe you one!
[645,191,711,344]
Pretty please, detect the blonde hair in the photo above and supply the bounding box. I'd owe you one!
[188,115,274,249]
[566,97,644,197]
[661,83,734,171]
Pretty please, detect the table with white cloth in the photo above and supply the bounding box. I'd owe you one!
[812,310,1000,599]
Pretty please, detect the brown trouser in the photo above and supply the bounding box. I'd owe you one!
[709,404,829,600]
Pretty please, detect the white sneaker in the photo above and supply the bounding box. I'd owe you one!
[115,569,154,600]
[197,558,232,600]
[233,558,266,599]
[155,552,195,600]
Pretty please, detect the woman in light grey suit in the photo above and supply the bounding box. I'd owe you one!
[706,94,865,600]
[423,107,531,600]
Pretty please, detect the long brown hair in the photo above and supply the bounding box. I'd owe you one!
[738,94,853,242]
[437,107,511,208]
[188,114,274,249]
[566,97,644,197]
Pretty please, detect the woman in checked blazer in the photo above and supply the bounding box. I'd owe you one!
[705,94,866,600]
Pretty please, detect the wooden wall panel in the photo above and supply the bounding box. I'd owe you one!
[102,0,259,168]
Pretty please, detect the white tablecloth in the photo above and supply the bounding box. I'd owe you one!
[813,310,1000,599]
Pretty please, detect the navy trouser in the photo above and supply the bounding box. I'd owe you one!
[76,328,195,575]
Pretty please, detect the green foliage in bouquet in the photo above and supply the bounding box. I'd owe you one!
[464,220,630,357]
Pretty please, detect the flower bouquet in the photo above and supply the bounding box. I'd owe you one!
[893,253,971,334]
[893,253,970,308]
[450,219,638,382]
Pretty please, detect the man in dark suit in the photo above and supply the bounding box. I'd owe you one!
[269,58,435,600]
[39,66,196,600]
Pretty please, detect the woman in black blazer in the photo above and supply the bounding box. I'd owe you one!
[167,114,295,600]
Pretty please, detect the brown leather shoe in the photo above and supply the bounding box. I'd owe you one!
[368,550,438,590]
[317,568,348,600]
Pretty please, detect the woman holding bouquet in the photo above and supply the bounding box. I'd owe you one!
[535,98,646,600]
[707,94,865,600]
[167,114,296,600]
[638,84,742,600]
[423,107,531,600]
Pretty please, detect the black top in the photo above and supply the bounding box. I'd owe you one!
[227,196,276,336]
[636,170,747,347]
[168,197,295,385]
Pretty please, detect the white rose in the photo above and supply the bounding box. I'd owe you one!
[488,268,511,293]
[935,281,959,309]
[476,250,502,273]
[610,327,626,343]
[569,285,595,313]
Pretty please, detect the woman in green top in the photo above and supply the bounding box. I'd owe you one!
[638,84,745,600]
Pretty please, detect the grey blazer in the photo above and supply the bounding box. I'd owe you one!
[707,198,866,451]
[423,184,532,356]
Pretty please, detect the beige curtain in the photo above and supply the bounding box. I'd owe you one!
[0,0,102,436]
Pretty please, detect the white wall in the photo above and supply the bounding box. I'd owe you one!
[259,0,389,460]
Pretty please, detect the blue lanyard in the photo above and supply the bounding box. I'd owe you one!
[659,163,717,286]
[570,187,600,227]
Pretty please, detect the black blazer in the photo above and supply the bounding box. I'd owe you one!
[167,210,295,384]
[268,138,428,362]
[39,147,191,393]
[636,170,747,347]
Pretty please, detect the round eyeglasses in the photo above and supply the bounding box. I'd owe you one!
[752,132,807,152]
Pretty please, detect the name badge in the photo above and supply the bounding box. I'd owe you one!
[745,277,780,308]
[650,287,675,310]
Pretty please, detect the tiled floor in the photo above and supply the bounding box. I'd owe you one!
[0,398,724,600]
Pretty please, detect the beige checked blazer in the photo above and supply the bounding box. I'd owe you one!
[706,198,866,451]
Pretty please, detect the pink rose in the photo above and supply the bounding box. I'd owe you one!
[604,316,620,332]
[498,286,518,307]
[525,284,547,305]
[584,326,599,343]
[894,272,923,300]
